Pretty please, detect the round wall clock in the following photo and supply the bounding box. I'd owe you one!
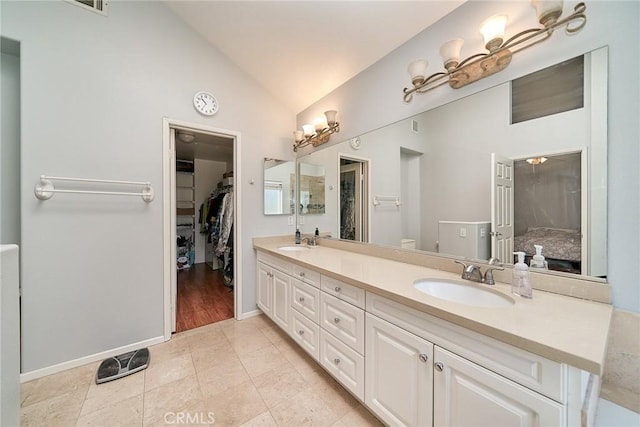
[193,91,219,116]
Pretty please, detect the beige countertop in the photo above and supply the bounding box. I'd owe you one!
[254,238,612,375]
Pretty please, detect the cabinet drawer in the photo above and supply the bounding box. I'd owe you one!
[291,278,320,323]
[367,292,565,403]
[320,293,365,355]
[320,330,364,400]
[257,251,291,274]
[321,275,365,309]
[291,264,321,288]
[291,310,320,361]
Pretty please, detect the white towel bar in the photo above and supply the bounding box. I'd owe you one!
[34,175,154,202]
[373,195,401,206]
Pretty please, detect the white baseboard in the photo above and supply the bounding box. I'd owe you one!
[237,308,263,320]
[20,335,166,383]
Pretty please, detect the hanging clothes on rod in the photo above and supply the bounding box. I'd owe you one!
[203,181,234,288]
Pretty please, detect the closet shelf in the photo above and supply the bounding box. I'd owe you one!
[177,208,195,216]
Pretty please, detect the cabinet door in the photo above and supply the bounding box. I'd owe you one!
[365,314,433,427]
[256,263,272,317]
[433,347,564,427]
[272,270,291,331]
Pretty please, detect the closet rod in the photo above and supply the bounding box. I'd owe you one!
[34,175,154,202]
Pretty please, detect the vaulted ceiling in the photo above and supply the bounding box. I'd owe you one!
[165,1,465,113]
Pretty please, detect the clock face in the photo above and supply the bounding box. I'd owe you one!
[193,91,218,116]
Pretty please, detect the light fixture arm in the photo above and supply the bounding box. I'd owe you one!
[403,2,587,103]
[293,122,340,152]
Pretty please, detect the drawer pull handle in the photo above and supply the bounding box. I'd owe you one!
[298,330,304,336]
[300,272,305,277]
[334,286,341,292]
[334,358,340,364]
[333,317,340,324]
[434,362,444,372]
[418,353,429,363]
[299,297,305,302]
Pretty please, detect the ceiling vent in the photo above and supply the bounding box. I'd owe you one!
[66,0,108,16]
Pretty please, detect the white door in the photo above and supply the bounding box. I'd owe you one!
[433,347,564,426]
[491,153,514,263]
[256,263,272,317]
[271,270,291,330]
[365,314,433,427]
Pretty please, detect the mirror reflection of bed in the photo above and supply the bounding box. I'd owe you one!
[513,153,584,275]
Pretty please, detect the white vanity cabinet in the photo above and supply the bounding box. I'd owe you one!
[365,313,434,427]
[256,252,293,332]
[256,262,273,317]
[433,346,564,426]
[255,249,592,427]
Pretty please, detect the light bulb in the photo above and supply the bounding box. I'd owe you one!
[480,14,508,52]
[440,39,464,71]
[407,59,429,86]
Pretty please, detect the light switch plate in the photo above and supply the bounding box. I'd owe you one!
[459,228,467,238]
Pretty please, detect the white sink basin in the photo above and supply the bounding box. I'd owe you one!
[413,278,514,308]
[278,245,310,252]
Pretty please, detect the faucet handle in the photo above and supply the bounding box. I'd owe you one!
[454,260,469,269]
[483,265,504,285]
[454,260,470,279]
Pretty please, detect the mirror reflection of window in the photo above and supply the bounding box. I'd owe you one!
[263,158,295,216]
[264,180,284,215]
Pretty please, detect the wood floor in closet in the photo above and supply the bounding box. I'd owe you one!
[176,263,234,333]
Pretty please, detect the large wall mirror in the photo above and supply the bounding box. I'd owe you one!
[297,46,608,281]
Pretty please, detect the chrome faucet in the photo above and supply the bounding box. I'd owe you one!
[301,236,318,246]
[454,260,504,285]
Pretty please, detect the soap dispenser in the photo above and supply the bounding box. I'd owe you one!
[295,228,301,244]
[530,245,548,269]
[512,251,532,298]
[314,226,319,237]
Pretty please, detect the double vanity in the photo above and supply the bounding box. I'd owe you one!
[253,236,612,426]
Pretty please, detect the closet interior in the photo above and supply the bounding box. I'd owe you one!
[175,130,234,332]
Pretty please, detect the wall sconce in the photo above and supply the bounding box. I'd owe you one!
[293,110,340,152]
[403,1,586,102]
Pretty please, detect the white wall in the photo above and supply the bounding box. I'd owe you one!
[1,1,295,374]
[298,1,640,313]
[1,48,20,245]
[194,159,227,264]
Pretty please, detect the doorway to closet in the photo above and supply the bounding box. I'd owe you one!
[167,123,238,334]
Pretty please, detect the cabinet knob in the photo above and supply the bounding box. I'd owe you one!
[333,317,340,324]
[435,362,444,372]
[334,286,341,292]
[300,272,305,277]
[334,358,340,364]
[299,296,305,302]
[298,330,304,335]
[418,353,429,363]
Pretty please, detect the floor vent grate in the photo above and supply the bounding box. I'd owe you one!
[96,348,149,384]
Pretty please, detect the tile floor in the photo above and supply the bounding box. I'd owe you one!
[20,315,383,427]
